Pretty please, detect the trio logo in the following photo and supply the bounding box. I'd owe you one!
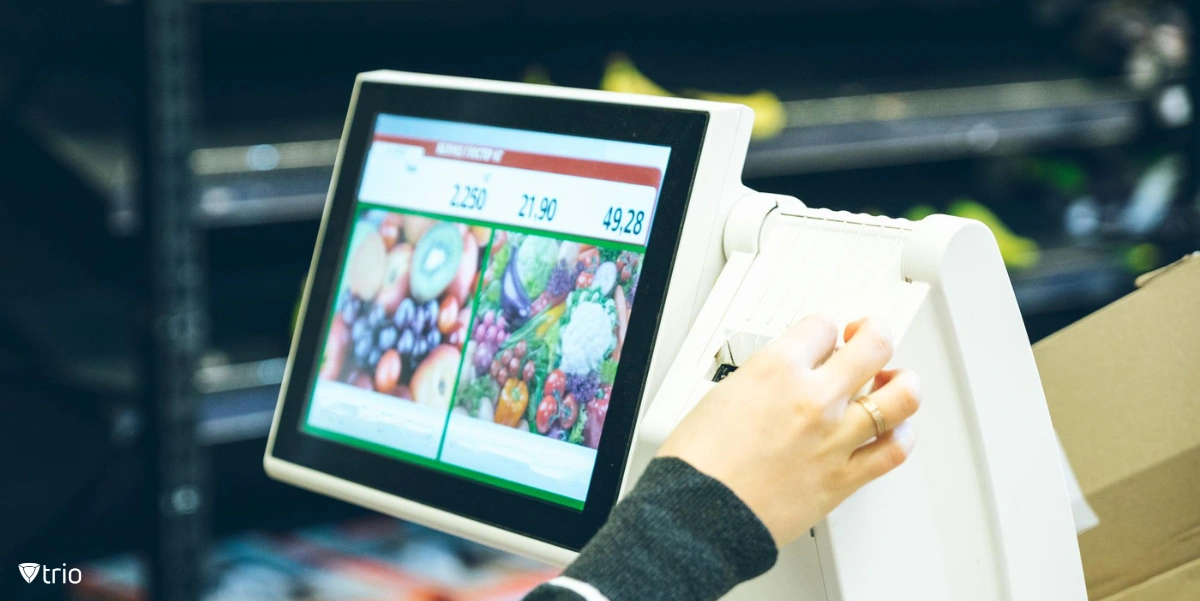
[18,564,39,584]
[18,563,81,584]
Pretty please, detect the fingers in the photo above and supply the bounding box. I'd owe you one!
[838,369,922,448]
[817,318,893,400]
[842,317,866,342]
[846,421,917,487]
[767,314,840,372]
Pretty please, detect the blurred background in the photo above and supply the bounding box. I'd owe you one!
[1,1,1198,600]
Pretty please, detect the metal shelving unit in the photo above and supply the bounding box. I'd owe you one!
[138,1,209,599]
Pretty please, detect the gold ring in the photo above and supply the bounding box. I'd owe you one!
[855,396,887,437]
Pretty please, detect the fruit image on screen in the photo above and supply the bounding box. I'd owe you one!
[320,209,487,409]
[452,233,641,449]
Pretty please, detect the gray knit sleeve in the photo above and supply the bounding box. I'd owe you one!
[523,457,778,601]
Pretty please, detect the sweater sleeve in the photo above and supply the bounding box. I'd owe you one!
[523,457,778,601]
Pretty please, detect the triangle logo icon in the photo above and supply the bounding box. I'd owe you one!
[18,563,40,583]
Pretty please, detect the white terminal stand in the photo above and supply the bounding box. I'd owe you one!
[267,72,1086,601]
[631,192,1087,601]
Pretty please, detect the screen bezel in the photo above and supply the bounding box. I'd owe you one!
[270,80,709,551]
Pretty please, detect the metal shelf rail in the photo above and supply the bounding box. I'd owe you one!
[138,0,209,599]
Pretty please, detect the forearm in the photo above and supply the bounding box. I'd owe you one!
[524,457,777,601]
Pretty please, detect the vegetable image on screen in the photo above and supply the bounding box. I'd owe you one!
[320,209,488,410]
[454,232,641,449]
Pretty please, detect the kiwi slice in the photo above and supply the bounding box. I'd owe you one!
[410,223,463,302]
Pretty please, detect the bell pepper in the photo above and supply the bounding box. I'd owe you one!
[495,378,529,428]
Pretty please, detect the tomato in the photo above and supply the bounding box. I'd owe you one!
[576,271,594,289]
[535,395,558,434]
[494,378,529,428]
[559,393,579,429]
[584,395,609,449]
[544,369,567,398]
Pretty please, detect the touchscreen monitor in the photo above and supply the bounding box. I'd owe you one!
[268,77,712,550]
[305,114,670,509]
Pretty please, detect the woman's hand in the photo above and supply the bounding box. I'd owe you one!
[656,315,920,548]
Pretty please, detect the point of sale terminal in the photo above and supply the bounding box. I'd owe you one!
[265,71,1087,601]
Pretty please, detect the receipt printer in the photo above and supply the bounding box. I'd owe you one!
[264,71,1087,600]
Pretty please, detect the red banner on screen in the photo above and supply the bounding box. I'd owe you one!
[373,134,663,190]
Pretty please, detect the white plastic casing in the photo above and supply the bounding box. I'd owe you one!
[638,203,1087,601]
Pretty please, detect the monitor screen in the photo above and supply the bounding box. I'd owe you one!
[303,115,670,509]
[270,79,710,549]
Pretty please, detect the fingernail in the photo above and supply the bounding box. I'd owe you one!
[893,421,917,453]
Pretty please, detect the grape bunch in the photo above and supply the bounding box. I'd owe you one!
[342,290,443,380]
[470,310,510,376]
[392,297,443,377]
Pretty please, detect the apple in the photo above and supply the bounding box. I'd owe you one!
[319,316,350,380]
[410,344,462,409]
[347,232,387,301]
[376,243,414,314]
[379,213,404,249]
[446,232,479,304]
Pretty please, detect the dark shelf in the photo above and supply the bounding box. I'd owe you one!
[195,358,285,445]
[0,285,288,445]
[745,77,1148,177]
[21,110,341,233]
[197,382,280,446]
[1011,245,1137,315]
[21,75,1164,231]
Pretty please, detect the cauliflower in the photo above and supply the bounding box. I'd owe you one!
[558,291,617,375]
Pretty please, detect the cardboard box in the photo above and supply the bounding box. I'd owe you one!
[1103,555,1200,601]
[1033,253,1200,600]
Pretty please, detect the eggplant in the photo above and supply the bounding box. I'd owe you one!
[501,257,532,328]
